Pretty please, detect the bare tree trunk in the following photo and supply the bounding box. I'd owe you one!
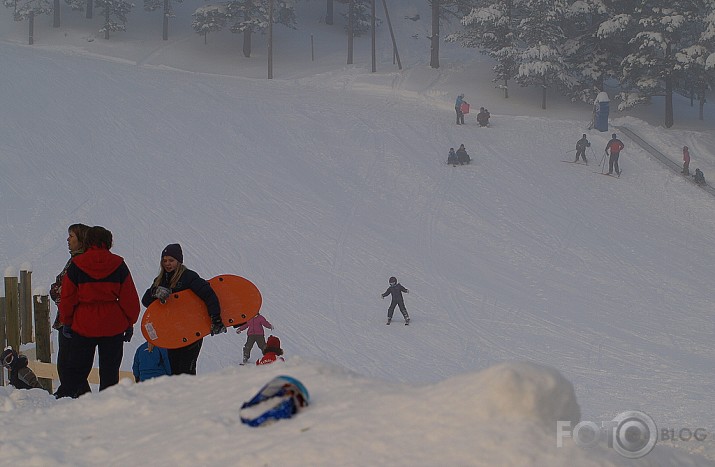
[267,0,273,79]
[430,0,439,69]
[53,0,60,27]
[503,78,508,99]
[86,0,92,19]
[28,11,34,45]
[699,96,705,121]
[665,76,673,128]
[541,83,547,110]
[371,0,375,72]
[162,0,169,40]
[347,0,353,65]
[664,43,673,128]
[381,0,401,70]
[104,9,110,39]
[326,0,333,25]
[243,29,252,57]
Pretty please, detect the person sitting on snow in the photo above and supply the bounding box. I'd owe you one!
[476,107,490,127]
[447,148,458,166]
[1,347,42,390]
[693,168,706,185]
[256,335,285,365]
[456,144,471,165]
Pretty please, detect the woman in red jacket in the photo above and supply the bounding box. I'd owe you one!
[59,226,140,397]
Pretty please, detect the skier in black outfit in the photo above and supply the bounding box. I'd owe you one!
[381,276,410,325]
[574,134,590,164]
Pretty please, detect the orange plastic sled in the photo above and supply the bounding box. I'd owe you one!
[141,274,262,349]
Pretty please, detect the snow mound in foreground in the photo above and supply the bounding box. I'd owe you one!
[0,359,710,466]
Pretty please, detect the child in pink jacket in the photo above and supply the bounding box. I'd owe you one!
[236,313,274,364]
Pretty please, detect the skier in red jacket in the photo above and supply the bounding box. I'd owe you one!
[59,226,140,397]
[605,133,624,175]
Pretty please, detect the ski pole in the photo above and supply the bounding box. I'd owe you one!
[600,150,608,174]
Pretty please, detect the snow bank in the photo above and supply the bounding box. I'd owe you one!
[1,360,708,465]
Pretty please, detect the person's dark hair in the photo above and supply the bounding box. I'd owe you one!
[85,226,113,249]
[68,223,90,250]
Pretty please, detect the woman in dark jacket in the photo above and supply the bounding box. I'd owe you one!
[50,223,91,398]
[59,226,140,397]
[142,243,225,375]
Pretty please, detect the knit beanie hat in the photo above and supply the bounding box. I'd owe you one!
[266,335,281,349]
[161,243,183,263]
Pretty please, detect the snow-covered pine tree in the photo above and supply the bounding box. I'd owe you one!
[63,0,83,11]
[515,0,571,109]
[675,1,715,119]
[446,0,521,98]
[192,4,229,43]
[621,0,699,127]
[228,0,296,58]
[95,0,133,39]
[562,0,628,104]
[341,0,378,37]
[144,0,182,40]
[3,0,52,44]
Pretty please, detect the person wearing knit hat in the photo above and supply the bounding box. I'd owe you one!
[141,243,226,375]
[256,335,285,365]
[161,243,183,263]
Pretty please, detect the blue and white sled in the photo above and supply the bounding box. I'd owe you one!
[239,375,310,427]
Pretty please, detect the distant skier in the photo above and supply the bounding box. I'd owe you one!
[574,134,590,164]
[455,94,467,125]
[447,148,458,166]
[1,347,42,390]
[476,107,490,127]
[682,146,690,175]
[605,133,624,175]
[456,144,471,165]
[381,276,410,325]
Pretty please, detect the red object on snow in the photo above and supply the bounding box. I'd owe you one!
[460,102,470,114]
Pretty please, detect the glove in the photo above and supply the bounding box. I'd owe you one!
[123,326,134,342]
[235,328,242,334]
[210,315,227,336]
[153,286,171,304]
[62,326,72,339]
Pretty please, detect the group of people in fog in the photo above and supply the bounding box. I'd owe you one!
[454,94,490,127]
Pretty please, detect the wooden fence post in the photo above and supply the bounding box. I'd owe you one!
[20,269,33,344]
[33,294,52,392]
[4,275,20,353]
[0,296,5,386]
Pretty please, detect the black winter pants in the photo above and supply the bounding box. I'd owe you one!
[575,148,587,162]
[168,338,203,375]
[608,152,620,174]
[64,332,124,397]
[388,300,408,320]
[54,329,90,398]
[456,107,464,125]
